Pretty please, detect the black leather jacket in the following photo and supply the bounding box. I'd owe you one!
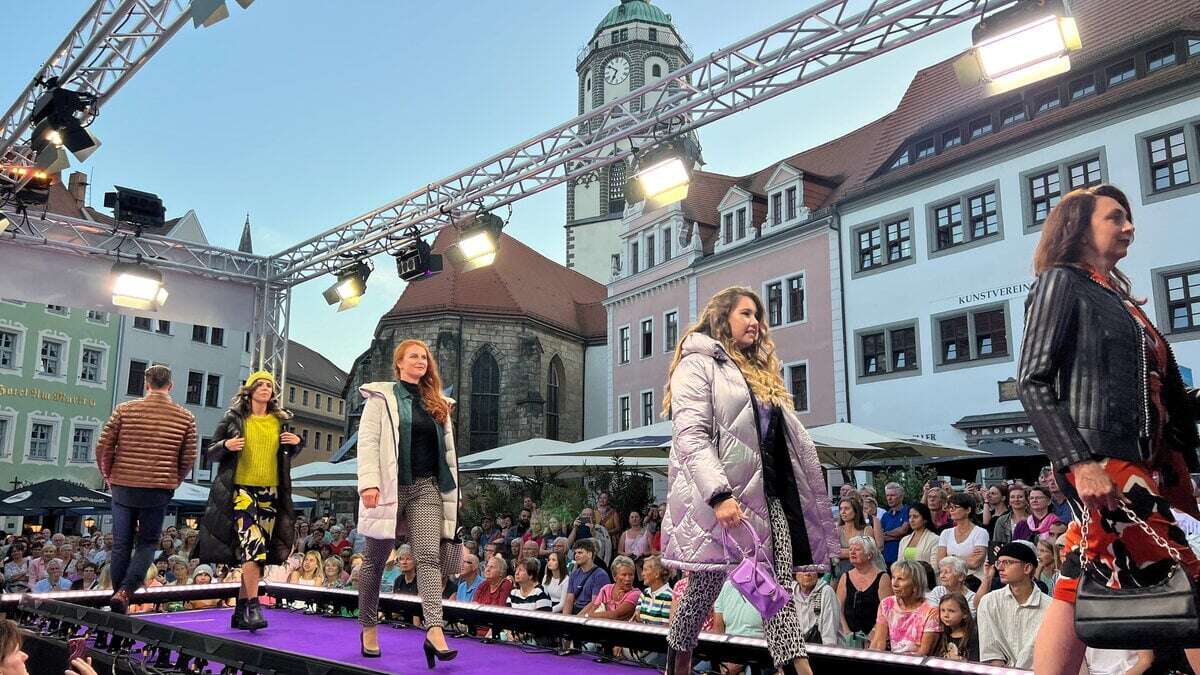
[1018,265,1200,473]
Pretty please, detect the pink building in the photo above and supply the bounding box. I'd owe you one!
[605,119,888,433]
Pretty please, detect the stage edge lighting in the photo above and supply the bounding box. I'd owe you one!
[954,0,1081,96]
[111,261,169,311]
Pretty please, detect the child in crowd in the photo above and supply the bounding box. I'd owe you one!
[931,593,977,662]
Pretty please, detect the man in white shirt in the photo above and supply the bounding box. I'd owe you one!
[978,542,1048,669]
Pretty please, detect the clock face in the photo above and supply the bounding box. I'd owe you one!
[605,57,630,85]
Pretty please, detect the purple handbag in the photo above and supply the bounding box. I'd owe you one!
[722,521,791,620]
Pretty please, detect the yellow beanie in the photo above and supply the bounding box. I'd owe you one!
[244,370,276,391]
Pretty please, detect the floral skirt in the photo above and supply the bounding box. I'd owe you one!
[233,485,277,564]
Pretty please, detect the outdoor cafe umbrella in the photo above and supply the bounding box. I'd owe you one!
[805,423,986,468]
[0,479,111,516]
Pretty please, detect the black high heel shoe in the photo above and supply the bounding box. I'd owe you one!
[422,638,457,669]
[360,631,380,658]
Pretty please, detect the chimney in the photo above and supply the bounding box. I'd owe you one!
[67,172,88,210]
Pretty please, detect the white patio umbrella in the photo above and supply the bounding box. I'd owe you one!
[290,459,359,488]
[808,423,985,468]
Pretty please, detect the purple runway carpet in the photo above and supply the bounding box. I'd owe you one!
[142,607,648,674]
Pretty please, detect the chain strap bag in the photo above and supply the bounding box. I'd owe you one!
[1073,505,1200,649]
[722,521,792,620]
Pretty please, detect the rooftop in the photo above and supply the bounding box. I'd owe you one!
[596,0,674,34]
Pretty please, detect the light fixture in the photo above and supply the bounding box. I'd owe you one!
[110,261,169,311]
[83,516,96,529]
[1,165,53,205]
[104,186,166,230]
[954,0,1081,96]
[628,138,699,208]
[322,260,371,312]
[396,238,443,282]
[447,212,504,272]
[29,85,100,167]
[190,0,255,28]
[0,215,11,234]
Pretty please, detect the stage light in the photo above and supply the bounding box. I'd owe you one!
[448,211,504,272]
[29,85,100,166]
[954,0,1080,95]
[190,0,255,28]
[103,186,166,230]
[1,165,52,205]
[396,238,443,282]
[0,216,10,234]
[322,260,371,311]
[110,261,169,311]
[628,138,699,208]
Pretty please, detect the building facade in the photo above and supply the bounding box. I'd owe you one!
[284,340,348,466]
[0,299,121,491]
[566,0,697,283]
[343,229,607,457]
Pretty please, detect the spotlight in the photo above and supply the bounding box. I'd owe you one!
[322,260,371,312]
[0,215,10,234]
[34,144,70,174]
[111,261,169,311]
[29,86,99,165]
[103,186,166,230]
[628,139,697,208]
[190,0,255,28]
[954,0,1081,95]
[447,212,503,272]
[396,238,443,282]
[1,165,53,205]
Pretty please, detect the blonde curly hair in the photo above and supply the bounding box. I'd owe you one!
[661,286,790,417]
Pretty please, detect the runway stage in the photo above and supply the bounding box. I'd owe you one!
[143,607,632,674]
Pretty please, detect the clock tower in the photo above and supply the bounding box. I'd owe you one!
[565,0,695,283]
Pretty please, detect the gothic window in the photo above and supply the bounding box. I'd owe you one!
[609,162,627,214]
[470,351,501,451]
[546,357,563,440]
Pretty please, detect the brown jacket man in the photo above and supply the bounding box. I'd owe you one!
[94,364,196,613]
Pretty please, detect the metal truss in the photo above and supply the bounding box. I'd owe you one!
[269,0,1012,285]
[0,207,268,281]
[253,281,291,386]
[0,0,191,185]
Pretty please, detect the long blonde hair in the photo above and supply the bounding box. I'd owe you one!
[661,286,790,417]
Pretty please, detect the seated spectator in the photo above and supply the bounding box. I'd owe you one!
[836,535,892,643]
[167,557,190,586]
[71,562,100,591]
[186,565,223,610]
[473,555,513,607]
[542,551,569,613]
[924,487,951,533]
[32,559,71,593]
[837,497,883,575]
[898,503,940,570]
[936,494,989,582]
[289,551,325,587]
[633,555,672,625]
[96,563,112,591]
[925,556,976,615]
[153,534,176,562]
[379,549,402,594]
[713,579,765,675]
[931,592,977,661]
[552,537,572,571]
[795,570,840,646]
[3,543,31,593]
[58,544,80,582]
[870,559,940,656]
[581,555,638,620]
[1035,539,1059,591]
[393,546,418,595]
[507,558,553,612]
[452,554,483,602]
[977,542,1047,669]
[1013,486,1060,544]
[322,556,346,589]
[520,539,542,571]
[28,544,55,583]
[562,539,610,615]
[129,565,162,614]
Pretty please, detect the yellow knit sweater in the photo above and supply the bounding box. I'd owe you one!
[235,414,280,487]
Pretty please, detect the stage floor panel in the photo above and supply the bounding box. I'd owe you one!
[141,607,644,674]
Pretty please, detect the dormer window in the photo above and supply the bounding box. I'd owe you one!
[736,208,747,239]
[889,149,910,170]
[1069,75,1096,100]
[786,187,797,220]
[942,128,962,149]
[915,138,935,160]
[969,115,993,139]
[723,213,733,244]
[772,193,782,225]
[1146,44,1176,72]
[1107,59,1135,87]
[1033,89,1061,113]
[1000,104,1026,127]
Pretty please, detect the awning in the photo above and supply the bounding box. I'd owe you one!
[172,481,315,506]
[0,479,110,515]
[290,459,359,489]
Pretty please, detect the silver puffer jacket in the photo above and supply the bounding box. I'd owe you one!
[661,333,836,573]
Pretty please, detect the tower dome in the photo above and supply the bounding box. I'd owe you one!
[595,0,673,34]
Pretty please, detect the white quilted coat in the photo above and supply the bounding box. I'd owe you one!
[661,333,836,573]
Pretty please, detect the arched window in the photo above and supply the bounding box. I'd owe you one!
[470,351,500,451]
[651,63,662,78]
[546,357,563,440]
[608,162,627,214]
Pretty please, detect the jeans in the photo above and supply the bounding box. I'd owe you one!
[109,486,171,594]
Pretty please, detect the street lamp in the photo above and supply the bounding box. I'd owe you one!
[955,0,1081,96]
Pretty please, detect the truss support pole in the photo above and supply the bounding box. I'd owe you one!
[254,281,291,391]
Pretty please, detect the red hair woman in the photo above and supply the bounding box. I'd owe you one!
[355,339,461,668]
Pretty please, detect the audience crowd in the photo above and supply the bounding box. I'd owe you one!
[0,474,1172,673]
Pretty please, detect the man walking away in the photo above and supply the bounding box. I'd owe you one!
[96,364,197,613]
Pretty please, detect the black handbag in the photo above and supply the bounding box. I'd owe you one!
[1073,506,1200,649]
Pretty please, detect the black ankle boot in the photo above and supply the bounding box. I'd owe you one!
[665,646,692,675]
[244,597,268,632]
[232,597,248,629]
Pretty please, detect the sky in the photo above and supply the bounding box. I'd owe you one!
[2,1,975,372]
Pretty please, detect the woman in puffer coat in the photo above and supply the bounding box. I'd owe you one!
[661,286,836,675]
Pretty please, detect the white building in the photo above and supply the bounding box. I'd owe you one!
[837,7,1200,447]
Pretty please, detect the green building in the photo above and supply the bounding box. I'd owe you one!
[0,299,121,502]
